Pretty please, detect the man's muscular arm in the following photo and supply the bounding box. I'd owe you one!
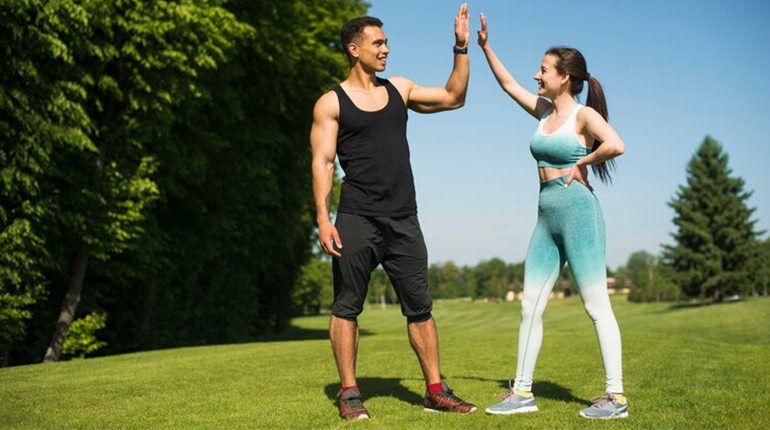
[310,92,343,257]
[391,3,470,113]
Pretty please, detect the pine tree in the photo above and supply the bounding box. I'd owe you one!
[663,136,760,302]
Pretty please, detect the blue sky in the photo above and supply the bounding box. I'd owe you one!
[355,0,770,269]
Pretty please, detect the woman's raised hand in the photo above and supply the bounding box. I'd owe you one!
[477,13,489,48]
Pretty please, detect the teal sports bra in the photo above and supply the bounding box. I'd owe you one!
[530,104,590,169]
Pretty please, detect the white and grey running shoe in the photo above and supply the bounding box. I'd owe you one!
[485,388,538,415]
[579,393,629,419]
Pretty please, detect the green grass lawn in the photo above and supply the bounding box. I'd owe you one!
[2,296,769,429]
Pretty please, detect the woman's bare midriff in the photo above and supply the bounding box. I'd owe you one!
[538,166,572,182]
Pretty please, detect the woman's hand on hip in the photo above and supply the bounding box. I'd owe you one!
[565,163,593,191]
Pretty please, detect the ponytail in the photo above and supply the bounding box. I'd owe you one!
[585,75,615,184]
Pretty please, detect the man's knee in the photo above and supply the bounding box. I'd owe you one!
[332,312,359,323]
[406,312,433,323]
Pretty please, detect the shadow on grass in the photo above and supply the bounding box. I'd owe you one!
[253,326,372,343]
[531,380,592,406]
[323,376,591,407]
[657,297,746,313]
[453,376,591,406]
[324,377,424,406]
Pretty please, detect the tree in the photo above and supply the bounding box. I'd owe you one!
[428,261,464,299]
[624,251,679,303]
[3,0,370,367]
[663,136,760,302]
[292,259,333,316]
[37,0,252,363]
[473,258,509,299]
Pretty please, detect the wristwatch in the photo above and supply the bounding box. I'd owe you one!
[453,46,468,54]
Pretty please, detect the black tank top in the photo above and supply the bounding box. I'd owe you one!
[333,78,417,217]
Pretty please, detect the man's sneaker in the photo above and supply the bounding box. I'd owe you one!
[485,387,539,415]
[423,382,477,413]
[579,392,629,419]
[339,387,370,420]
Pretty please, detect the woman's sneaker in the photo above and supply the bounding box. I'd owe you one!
[339,387,370,420]
[423,382,477,413]
[485,388,539,415]
[579,393,629,419]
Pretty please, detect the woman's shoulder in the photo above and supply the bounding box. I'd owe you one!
[576,105,603,122]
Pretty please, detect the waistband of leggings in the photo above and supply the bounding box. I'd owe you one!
[539,174,570,190]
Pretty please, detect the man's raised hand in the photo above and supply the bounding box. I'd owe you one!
[454,3,470,49]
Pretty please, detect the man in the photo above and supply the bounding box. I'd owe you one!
[310,3,475,420]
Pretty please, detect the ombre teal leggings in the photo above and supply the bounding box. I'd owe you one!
[513,175,623,394]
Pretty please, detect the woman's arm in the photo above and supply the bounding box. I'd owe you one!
[566,107,626,188]
[477,13,550,119]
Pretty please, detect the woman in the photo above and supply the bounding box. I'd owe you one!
[476,13,628,419]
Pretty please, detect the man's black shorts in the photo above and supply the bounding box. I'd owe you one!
[332,212,432,322]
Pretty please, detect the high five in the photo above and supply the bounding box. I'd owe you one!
[310,4,630,421]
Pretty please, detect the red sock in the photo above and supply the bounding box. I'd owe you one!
[428,382,443,395]
[341,385,359,396]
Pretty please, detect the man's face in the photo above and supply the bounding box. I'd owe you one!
[350,26,389,71]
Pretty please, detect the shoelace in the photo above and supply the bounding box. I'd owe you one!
[590,393,615,408]
[501,389,517,401]
[344,395,365,411]
[501,381,530,402]
[439,389,465,404]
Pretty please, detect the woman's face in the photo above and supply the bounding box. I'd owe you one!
[534,54,568,98]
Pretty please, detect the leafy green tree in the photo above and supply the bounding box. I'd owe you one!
[0,221,48,366]
[38,0,251,363]
[0,0,90,365]
[428,261,464,298]
[473,258,509,299]
[624,251,679,303]
[292,259,333,315]
[3,0,369,367]
[663,136,760,302]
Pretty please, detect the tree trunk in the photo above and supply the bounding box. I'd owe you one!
[379,294,386,310]
[43,132,108,363]
[139,273,158,350]
[43,244,89,363]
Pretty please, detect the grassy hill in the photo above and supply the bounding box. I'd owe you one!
[2,296,769,429]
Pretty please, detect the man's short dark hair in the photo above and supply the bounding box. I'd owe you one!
[341,16,383,62]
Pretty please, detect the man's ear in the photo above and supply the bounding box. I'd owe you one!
[348,43,360,60]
